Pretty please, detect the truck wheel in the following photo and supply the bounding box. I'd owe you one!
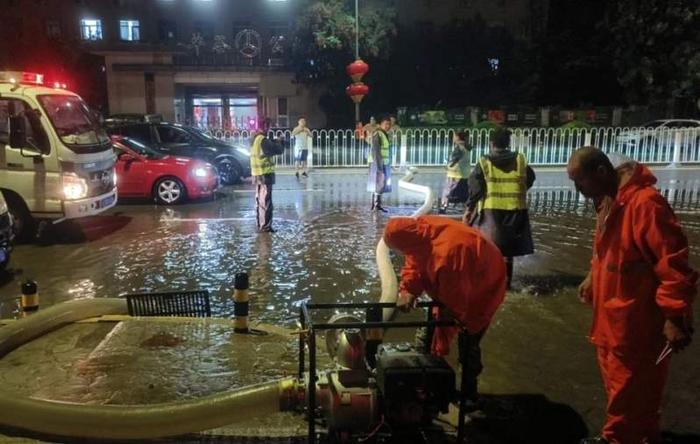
[5,193,36,243]
[154,178,186,205]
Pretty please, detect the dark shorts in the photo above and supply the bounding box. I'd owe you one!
[296,149,308,162]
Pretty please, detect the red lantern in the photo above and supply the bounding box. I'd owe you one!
[346,82,369,104]
[346,59,370,83]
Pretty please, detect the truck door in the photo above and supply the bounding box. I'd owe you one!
[0,98,56,214]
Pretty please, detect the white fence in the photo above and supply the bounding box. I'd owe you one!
[206,127,700,168]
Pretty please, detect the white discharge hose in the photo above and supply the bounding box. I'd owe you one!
[0,298,295,439]
[378,168,435,320]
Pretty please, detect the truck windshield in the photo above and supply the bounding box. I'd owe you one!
[38,95,109,147]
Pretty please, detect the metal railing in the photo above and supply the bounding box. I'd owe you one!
[205,127,700,168]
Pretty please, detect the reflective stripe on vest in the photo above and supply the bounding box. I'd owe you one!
[446,145,471,179]
[479,153,527,211]
[250,134,275,176]
[367,130,390,164]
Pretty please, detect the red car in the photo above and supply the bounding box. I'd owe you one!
[112,136,218,205]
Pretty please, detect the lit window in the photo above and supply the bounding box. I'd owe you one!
[488,58,499,74]
[120,20,140,41]
[80,19,103,40]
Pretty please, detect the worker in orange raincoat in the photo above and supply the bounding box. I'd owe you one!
[568,148,697,444]
[383,215,507,404]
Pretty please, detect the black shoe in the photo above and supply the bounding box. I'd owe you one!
[580,437,608,444]
[437,207,447,215]
[375,205,388,213]
[302,172,308,177]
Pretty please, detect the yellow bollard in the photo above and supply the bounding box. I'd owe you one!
[20,280,39,317]
[233,272,249,333]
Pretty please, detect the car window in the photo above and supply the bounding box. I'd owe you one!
[121,125,153,143]
[666,121,699,128]
[157,126,191,144]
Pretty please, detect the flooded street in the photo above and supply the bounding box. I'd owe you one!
[0,166,699,442]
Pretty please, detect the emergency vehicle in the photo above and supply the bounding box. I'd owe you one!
[0,72,117,240]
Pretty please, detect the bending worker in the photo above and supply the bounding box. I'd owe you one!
[463,128,535,289]
[384,216,507,405]
[367,115,393,212]
[250,130,285,233]
[568,147,697,444]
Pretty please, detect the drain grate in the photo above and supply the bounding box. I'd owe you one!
[125,290,211,317]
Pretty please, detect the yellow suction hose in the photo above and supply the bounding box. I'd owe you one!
[0,298,297,439]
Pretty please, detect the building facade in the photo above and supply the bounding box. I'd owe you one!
[2,0,324,129]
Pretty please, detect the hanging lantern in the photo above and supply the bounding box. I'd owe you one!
[346,82,369,104]
[346,59,370,83]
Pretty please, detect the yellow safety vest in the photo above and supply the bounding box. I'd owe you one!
[367,130,390,164]
[479,153,527,211]
[446,145,471,179]
[250,134,275,177]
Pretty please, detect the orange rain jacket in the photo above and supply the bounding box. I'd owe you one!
[590,162,697,350]
[384,216,507,355]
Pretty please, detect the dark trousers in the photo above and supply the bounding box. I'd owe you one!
[255,183,273,231]
[459,329,486,401]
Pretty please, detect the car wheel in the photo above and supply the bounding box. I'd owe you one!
[154,178,186,205]
[4,193,35,243]
[216,158,242,185]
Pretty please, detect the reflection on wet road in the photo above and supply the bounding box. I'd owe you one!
[0,167,699,437]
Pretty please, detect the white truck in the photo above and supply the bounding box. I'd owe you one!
[0,72,117,241]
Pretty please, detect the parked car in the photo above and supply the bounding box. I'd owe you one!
[106,121,251,185]
[112,136,218,205]
[0,192,13,270]
[616,119,700,151]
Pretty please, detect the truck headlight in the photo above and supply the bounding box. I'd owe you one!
[62,173,88,200]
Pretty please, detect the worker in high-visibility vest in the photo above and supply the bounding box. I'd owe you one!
[250,129,285,233]
[439,131,472,214]
[463,128,535,289]
[367,115,392,212]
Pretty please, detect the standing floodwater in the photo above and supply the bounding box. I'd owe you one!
[0,168,698,441]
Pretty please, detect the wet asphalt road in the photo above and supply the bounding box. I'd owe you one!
[0,166,699,441]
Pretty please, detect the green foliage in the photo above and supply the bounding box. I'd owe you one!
[291,0,397,83]
[606,0,700,105]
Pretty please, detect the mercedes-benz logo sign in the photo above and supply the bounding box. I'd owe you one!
[235,29,262,59]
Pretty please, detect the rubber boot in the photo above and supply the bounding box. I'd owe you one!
[374,193,388,213]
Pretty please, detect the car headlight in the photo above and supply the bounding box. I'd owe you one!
[0,198,7,215]
[62,173,88,200]
[235,147,250,157]
[193,167,209,178]
[113,169,118,187]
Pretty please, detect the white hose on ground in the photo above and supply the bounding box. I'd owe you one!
[0,298,295,439]
[378,167,435,321]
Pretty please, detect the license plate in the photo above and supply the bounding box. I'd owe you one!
[99,194,115,208]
